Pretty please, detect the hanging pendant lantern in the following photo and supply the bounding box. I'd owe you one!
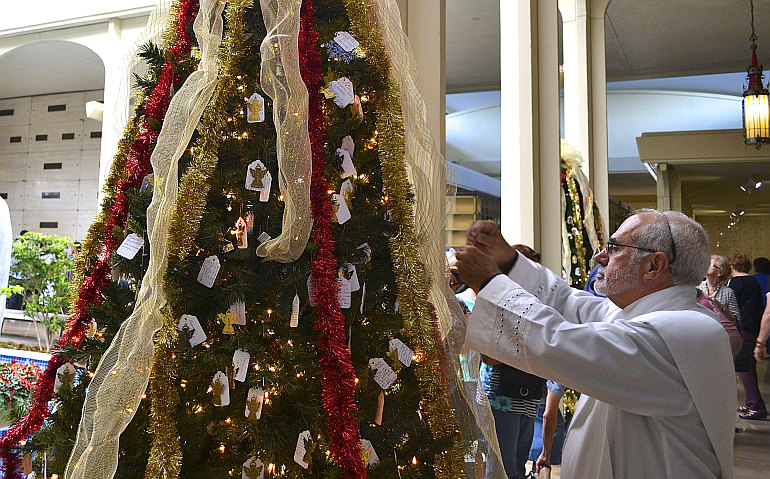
[743,0,770,147]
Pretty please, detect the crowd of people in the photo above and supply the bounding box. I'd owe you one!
[453,208,767,478]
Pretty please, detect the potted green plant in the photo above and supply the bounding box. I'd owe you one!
[4,232,74,351]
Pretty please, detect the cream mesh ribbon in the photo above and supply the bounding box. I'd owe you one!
[65,2,225,478]
[368,1,505,476]
[255,0,313,263]
[560,140,603,253]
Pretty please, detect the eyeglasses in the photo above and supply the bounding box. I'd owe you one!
[710,264,722,271]
[604,241,658,256]
[661,213,677,265]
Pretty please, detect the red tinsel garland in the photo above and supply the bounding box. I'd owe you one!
[0,2,199,476]
[300,1,366,478]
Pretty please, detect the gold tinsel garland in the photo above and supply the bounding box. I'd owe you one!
[564,171,588,287]
[341,1,465,477]
[144,1,251,477]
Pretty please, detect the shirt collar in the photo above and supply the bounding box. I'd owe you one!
[617,285,698,321]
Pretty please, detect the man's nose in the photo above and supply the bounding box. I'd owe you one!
[593,249,609,266]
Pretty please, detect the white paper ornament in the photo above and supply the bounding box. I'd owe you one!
[242,456,264,479]
[368,358,397,389]
[245,387,264,422]
[360,439,380,466]
[197,255,221,288]
[230,301,247,325]
[246,92,265,123]
[333,194,351,224]
[330,77,355,108]
[245,160,269,192]
[54,363,76,394]
[116,233,143,259]
[232,349,250,382]
[178,314,207,347]
[337,148,356,178]
[340,135,355,157]
[211,371,230,407]
[291,294,300,327]
[334,31,360,52]
[389,338,413,367]
[294,430,312,469]
[259,171,272,202]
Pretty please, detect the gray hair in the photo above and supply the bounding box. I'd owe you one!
[630,209,710,285]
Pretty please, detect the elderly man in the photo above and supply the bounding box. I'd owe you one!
[456,209,734,479]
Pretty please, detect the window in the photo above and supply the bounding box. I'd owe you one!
[39,222,58,228]
[41,192,60,199]
[43,163,62,170]
[47,104,66,112]
[61,133,75,140]
[35,134,48,141]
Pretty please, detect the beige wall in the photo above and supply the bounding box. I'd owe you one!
[698,215,770,264]
[0,90,102,240]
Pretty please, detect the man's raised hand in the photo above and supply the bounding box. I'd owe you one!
[466,220,517,272]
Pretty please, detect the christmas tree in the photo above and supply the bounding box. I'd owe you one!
[0,1,493,478]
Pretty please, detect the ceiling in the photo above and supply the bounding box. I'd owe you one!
[444,0,770,219]
[2,0,770,219]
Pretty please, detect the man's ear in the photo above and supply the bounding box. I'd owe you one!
[643,252,670,279]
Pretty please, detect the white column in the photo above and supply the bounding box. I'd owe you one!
[97,18,124,202]
[500,0,561,270]
[396,0,446,158]
[500,0,536,247]
[559,0,611,231]
[588,0,610,227]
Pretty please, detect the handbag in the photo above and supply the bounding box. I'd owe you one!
[496,364,546,399]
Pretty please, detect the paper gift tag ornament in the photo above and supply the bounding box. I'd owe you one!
[54,362,76,394]
[340,263,360,292]
[245,160,269,191]
[211,371,230,407]
[334,31,360,52]
[368,358,397,389]
[290,294,300,327]
[336,148,356,178]
[197,255,221,288]
[242,456,264,479]
[230,301,247,325]
[246,92,265,123]
[245,387,264,422]
[341,134,355,155]
[330,77,355,108]
[360,439,379,467]
[294,430,313,469]
[333,194,351,224]
[337,275,352,309]
[307,275,317,307]
[388,338,414,367]
[232,348,250,382]
[178,314,207,348]
[116,233,143,259]
[235,217,248,249]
